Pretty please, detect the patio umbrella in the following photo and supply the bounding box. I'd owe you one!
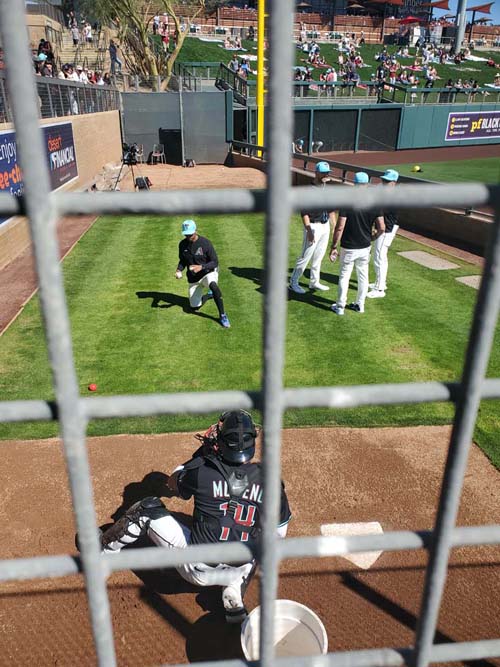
[399,15,421,23]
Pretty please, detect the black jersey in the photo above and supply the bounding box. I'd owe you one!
[383,209,398,234]
[338,208,382,249]
[177,235,218,284]
[177,456,291,548]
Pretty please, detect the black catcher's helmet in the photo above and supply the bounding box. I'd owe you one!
[217,410,257,464]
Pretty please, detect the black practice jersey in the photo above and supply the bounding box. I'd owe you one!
[383,209,398,234]
[177,456,292,548]
[338,208,382,249]
[177,235,218,284]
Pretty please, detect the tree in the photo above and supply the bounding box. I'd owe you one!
[78,0,223,90]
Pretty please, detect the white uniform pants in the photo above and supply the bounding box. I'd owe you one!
[337,246,371,309]
[188,269,218,308]
[372,225,398,291]
[291,222,330,287]
[104,512,254,589]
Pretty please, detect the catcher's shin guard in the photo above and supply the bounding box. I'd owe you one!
[101,496,169,552]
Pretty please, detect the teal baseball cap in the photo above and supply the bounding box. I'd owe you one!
[315,161,330,173]
[181,219,197,235]
[381,169,399,182]
[354,171,369,184]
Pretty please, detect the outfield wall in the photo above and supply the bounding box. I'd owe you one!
[0,110,122,270]
[245,104,500,152]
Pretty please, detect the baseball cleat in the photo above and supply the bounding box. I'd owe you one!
[289,282,306,294]
[331,303,345,315]
[309,283,330,291]
[367,290,386,299]
[222,582,247,624]
[347,303,364,313]
[220,314,231,328]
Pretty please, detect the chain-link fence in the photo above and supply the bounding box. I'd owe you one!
[0,1,500,667]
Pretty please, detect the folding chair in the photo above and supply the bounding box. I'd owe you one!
[151,143,166,164]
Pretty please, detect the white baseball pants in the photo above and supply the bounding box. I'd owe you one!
[291,222,330,287]
[372,225,399,291]
[104,511,255,588]
[337,246,371,309]
[188,269,218,308]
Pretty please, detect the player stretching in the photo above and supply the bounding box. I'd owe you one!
[99,410,292,623]
[175,219,230,328]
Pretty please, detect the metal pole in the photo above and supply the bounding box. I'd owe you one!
[0,2,117,665]
[453,0,468,52]
[259,0,294,664]
[256,0,265,156]
[412,212,500,667]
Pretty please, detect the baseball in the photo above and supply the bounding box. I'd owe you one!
[88,383,97,392]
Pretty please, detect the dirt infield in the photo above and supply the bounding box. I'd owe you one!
[0,426,499,666]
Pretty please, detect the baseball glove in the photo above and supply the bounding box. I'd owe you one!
[194,420,221,457]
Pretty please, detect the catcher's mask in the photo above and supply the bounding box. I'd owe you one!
[217,410,257,464]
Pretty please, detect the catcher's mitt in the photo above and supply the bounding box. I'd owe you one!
[194,420,221,457]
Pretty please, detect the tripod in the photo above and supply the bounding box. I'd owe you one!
[112,159,150,191]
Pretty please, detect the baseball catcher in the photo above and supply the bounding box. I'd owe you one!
[99,410,292,623]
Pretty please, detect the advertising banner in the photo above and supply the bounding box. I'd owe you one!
[0,130,23,225]
[0,122,78,225]
[445,110,500,141]
[43,122,78,190]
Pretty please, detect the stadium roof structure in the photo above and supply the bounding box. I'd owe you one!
[422,0,450,10]
[466,1,494,11]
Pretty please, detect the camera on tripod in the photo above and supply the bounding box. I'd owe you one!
[122,142,139,166]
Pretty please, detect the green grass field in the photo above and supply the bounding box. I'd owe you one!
[374,158,500,183]
[0,214,499,467]
[178,37,500,88]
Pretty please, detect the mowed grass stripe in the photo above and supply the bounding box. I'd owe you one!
[0,214,499,467]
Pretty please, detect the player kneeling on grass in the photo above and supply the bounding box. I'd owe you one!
[175,219,230,329]
[99,410,292,623]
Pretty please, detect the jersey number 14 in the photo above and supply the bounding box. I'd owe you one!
[219,502,256,542]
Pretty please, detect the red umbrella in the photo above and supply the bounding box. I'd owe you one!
[399,15,422,23]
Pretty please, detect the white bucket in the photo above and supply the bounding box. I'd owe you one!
[241,600,328,660]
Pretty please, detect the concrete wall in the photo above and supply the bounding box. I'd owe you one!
[0,110,121,270]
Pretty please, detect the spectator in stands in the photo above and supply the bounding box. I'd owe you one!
[109,40,122,75]
[76,65,88,83]
[359,30,365,45]
[95,71,105,86]
[71,24,80,47]
[41,61,55,78]
[234,35,242,49]
[494,72,500,86]
[240,57,250,76]
[103,72,112,85]
[229,55,239,72]
[84,23,93,45]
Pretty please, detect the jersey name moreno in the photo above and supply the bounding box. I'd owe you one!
[212,480,263,503]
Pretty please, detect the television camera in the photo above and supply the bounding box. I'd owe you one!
[112,142,150,191]
[122,142,140,166]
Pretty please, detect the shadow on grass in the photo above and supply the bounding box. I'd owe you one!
[136,290,219,323]
[228,266,338,311]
